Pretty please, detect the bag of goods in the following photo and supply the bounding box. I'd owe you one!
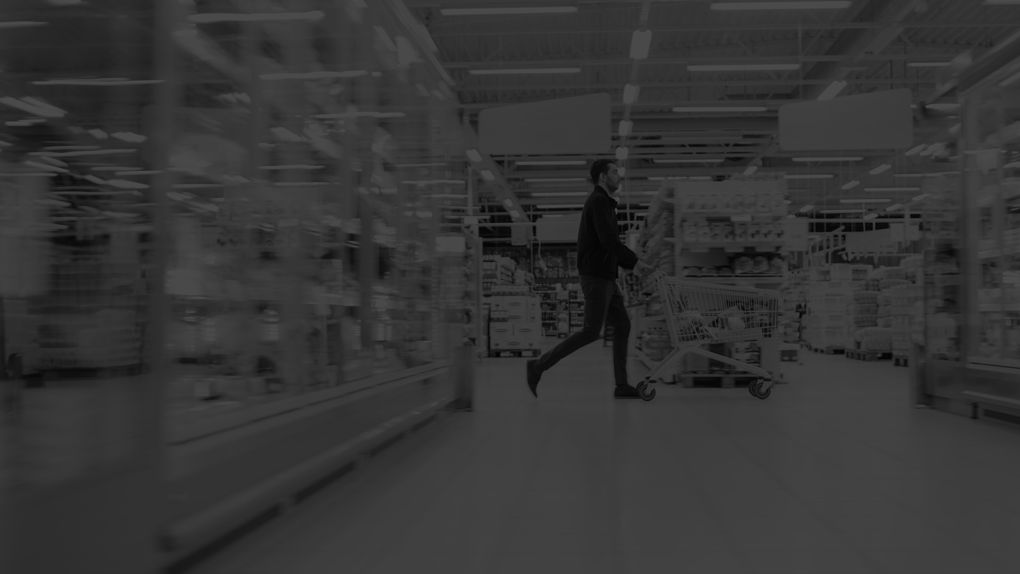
[880,279,910,291]
[769,256,785,275]
[752,256,770,273]
[853,291,879,304]
[857,327,892,351]
[734,256,754,275]
[854,315,878,328]
[877,292,892,307]
[878,317,893,328]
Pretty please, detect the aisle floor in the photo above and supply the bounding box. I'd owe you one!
[191,342,1020,574]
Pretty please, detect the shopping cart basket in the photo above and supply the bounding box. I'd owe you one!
[633,271,780,401]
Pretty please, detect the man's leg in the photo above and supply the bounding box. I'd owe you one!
[531,276,612,376]
[605,283,632,387]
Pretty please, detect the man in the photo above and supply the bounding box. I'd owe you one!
[526,159,652,399]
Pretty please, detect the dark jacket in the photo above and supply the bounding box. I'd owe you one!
[576,186,639,280]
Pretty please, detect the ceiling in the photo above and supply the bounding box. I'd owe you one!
[404,0,1020,225]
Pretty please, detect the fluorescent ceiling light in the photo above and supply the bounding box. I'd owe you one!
[441,7,578,15]
[647,176,688,181]
[913,193,930,202]
[785,174,834,179]
[792,157,863,162]
[630,30,653,60]
[926,103,960,110]
[870,164,892,175]
[653,158,724,163]
[841,198,891,203]
[524,178,587,182]
[618,120,633,137]
[744,164,758,175]
[820,209,867,214]
[818,80,847,101]
[189,11,324,23]
[466,149,481,162]
[469,68,581,75]
[905,144,926,156]
[894,173,925,178]
[531,192,588,197]
[672,106,768,112]
[538,204,585,209]
[864,187,921,192]
[799,205,814,213]
[688,176,713,180]
[623,84,640,104]
[481,170,495,181]
[908,61,952,67]
[517,160,587,166]
[842,180,860,190]
[711,1,852,9]
[688,64,800,72]
[886,204,903,211]
[510,209,521,218]
[863,213,879,220]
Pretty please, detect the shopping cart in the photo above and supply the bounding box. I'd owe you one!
[633,270,780,401]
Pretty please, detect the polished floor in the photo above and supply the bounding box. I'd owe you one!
[192,342,1020,574]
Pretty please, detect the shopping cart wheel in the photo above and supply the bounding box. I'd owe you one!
[637,381,656,402]
[748,381,759,397]
[755,385,772,400]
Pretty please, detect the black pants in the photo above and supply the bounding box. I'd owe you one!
[533,274,631,386]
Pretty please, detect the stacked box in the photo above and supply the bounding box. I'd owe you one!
[488,295,543,350]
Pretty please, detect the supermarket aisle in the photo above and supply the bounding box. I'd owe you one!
[190,344,1020,574]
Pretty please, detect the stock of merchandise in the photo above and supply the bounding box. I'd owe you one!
[6,4,1020,574]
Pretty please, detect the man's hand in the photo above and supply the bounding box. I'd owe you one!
[634,260,653,274]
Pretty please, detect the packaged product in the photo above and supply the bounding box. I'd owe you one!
[717,266,734,276]
[682,221,697,242]
[734,222,748,242]
[748,222,761,241]
[723,222,735,242]
[710,222,724,242]
[769,256,784,275]
[697,221,711,242]
[752,256,769,273]
[734,256,753,274]
[756,192,771,212]
[760,222,774,241]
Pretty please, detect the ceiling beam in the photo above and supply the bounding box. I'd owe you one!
[441,53,961,69]
[423,21,1020,37]
[457,79,937,92]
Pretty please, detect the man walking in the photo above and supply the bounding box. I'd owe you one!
[526,159,652,399]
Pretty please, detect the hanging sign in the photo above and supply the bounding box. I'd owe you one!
[783,218,809,252]
[844,229,898,259]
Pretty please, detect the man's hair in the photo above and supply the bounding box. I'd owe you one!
[589,159,615,185]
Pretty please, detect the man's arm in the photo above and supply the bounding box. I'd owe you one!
[591,195,642,270]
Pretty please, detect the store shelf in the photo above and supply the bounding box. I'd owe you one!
[978,303,1020,312]
[681,242,784,252]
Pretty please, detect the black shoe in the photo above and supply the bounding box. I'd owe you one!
[614,384,640,399]
[526,360,541,398]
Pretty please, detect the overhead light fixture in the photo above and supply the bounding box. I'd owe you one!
[469,68,581,75]
[893,173,925,178]
[630,30,653,60]
[840,198,891,203]
[531,192,588,197]
[886,203,903,211]
[654,158,724,163]
[618,120,633,137]
[799,205,814,213]
[510,209,521,218]
[864,187,921,192]
[465,149,482,162]
[672,106,768,112]
[189,11,325,23]
[687,64,800,72]
[785,174,834,179]
[516,160,586,166]
[863,213,879,220]
[908,61,952,67]
[616,147,629,160]
[481,170,495,181]
[502,199,513,208]
[538,204,585,209]
[744,164,758,175]
[792,157,863,162]
[913,193,930,202]
[818,80,848,101]
[647,176,689,181]
[842,180,860,190]
[524,178,587,183]
[870,164,892,175]
[440,6,578,15]
[711,1,852,9]
[623,84,641,104]
[820,209,867,214]
[905,144,926,156]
